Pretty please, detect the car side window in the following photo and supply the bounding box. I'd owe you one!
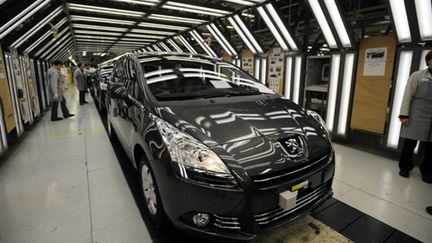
[126,60,144,103]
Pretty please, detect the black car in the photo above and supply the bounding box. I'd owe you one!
[92,64,113,111]
[106,53,334,241]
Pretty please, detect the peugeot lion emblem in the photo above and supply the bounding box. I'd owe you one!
[280,136,304,159]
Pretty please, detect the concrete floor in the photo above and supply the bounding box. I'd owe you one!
[0,89,431,242]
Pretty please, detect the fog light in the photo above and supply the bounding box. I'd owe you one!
[192,213,210,227]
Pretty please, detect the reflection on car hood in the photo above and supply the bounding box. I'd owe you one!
[156,97,331,177]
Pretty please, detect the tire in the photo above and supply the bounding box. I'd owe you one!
[139,156,166,227]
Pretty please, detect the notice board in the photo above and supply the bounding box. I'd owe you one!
[0,47,16,133]
[267,48,285,95]
[350,34,396,134]
[241,49,254,76]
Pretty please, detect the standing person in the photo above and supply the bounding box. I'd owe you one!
[48,60,74,121]
[398,50,432,183]
[74,62,88,105]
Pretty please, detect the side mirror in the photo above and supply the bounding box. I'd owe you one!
[108,83,128,100]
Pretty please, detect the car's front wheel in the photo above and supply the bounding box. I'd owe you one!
[139,157,166,226]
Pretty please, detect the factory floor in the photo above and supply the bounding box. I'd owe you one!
[0,89,430,243]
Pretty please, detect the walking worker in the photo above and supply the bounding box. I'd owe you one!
[48,60,74,121]
[398,50,432,183]
[74,62,88,105]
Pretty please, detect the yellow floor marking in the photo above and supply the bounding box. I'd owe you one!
[49,127,106,138]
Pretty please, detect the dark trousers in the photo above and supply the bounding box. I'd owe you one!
[79,90,86,105]
[51,96,70,119]
[399,138,432,176]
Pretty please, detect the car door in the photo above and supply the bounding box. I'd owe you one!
[124,60,148,152]
[109,59,128,145]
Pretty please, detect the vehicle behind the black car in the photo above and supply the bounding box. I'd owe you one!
[106,53,335,241]
[92,64,113,112]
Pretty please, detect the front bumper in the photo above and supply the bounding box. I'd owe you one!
[154,153,335,241]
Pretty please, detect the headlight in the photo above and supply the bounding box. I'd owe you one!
[307,110,331,138]
[155,118,236,187]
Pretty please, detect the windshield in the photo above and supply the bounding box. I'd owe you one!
[140,56,274,101]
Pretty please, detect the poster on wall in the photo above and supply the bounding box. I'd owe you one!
[267,48,285,94]
[363,47,387,76]
[241,49,254,76]
[0,47,16,133]
[10,49,31,123]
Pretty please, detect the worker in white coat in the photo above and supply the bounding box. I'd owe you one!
[48,60,74,121]
[398,50,432,183]
[74,62,88,105]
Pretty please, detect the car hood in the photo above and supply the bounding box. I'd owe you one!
[156,96,332,177]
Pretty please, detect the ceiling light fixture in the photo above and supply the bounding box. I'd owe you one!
[388,0,411,42]
[308,0,338,48]
[323,0,351,47]
[0,0,51,39]
[190,30,217,57]
[10,6,63,48]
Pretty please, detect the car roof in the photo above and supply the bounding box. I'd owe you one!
[128,52,222,63]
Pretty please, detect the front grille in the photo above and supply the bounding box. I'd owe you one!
[213,214,241,230]
[252,153,332,190]
[254,182,330,228]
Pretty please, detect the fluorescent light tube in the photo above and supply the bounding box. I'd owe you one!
[0,0,50,39]
[190,30,216,57]
[24,17,68,53]
[255,58,261,80]
[74,30,122,36]
[68,3,144,17]
[284,56,293,99]
[228,17,257,54]
[34,27,71,56]
[109,0,159,6]
[261,58,267,84]
[419,49,429,70]
[308,0,338,48]
[337,53,355,135]
[47,39,74,60]
[208,23,237,56]
[159,42,171,52]
[177,35,197,54]
[223,0,255,6]
[293,56,302,104]
[257,6,289,51]
[207,25,233,56]
[152,45,162,52]
[73,24,128,32]
[163,1,230,17]
[234,15,263,54]
[70,15,135,25]
[138,22,188,30]
[326,54,341,132]
[168,39,183,52]
[75,35,118,40]
[388,0,411,42]
[125,33,165,39]
[265,4,298,50]
[414,0,432,41]
[10,6,63,48]
[387,51,413,148]
[130,29,175,35]
[43,36,73,59]
[323,0,351,47]
[149,14,205,25]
